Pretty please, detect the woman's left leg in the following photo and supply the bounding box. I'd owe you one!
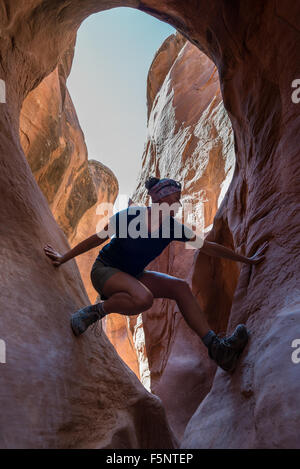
[137,270,210,338]
[138,270,250,373]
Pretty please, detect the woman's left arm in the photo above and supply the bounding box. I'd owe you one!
[199,240,269,265]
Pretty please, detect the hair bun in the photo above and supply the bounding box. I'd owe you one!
[145,176,160,191]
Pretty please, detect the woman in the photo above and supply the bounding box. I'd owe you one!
[44,176,268,373]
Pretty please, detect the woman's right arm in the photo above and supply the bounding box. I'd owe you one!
[44,224,110,267]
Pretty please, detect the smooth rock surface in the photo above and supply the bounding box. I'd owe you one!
[130,33,236,441]
[0,0,299,449]
[137,1,300,448]
[19,46,119,304]
[0,1,177,449]
[20,35,141,390]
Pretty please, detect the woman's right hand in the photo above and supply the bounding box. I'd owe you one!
[249,240,269,265]
[44,244,64,267]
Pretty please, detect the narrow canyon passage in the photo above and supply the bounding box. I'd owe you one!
[0,0,299,449]
[18,13,236,441]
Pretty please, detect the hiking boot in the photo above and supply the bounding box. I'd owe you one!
[70,303,106,337]
[207,324,249,373]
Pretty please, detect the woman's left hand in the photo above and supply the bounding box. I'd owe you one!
[249,240,269,265]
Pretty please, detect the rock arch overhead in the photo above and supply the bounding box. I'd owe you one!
[0,0,299,449]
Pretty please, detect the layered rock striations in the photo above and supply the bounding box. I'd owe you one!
[136,1,300,449]
[130,32,236,440]
[19,33,142,390]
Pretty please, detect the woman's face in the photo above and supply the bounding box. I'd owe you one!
[159,191,182,216]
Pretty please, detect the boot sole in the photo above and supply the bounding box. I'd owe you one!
[224,328,250,373]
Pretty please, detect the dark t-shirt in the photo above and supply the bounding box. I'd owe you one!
[96,205,201,277]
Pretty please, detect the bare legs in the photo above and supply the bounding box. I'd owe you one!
[138,271,210,338]
[99,270,210,339]
[98,271,154,316]
[172,281,210,338]
[96,270,248,373]
[101,291,153,316]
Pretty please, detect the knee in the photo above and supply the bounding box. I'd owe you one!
[133,291,154,312]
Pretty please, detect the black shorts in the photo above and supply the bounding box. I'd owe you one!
[90,258,146,300]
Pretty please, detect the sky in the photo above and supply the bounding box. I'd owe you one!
[67,7,175,212]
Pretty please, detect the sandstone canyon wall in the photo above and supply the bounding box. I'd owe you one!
[19,38,142,380]
[0,1,177,449]
[0,0,299,449]
[137,0,300,449]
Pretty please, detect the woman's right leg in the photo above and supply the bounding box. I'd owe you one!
[71,269,152,337]
[100,271,154,316]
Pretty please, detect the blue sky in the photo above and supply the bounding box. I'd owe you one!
[67,7,175,211]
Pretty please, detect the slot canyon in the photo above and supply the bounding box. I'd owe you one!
[0,0,299,449]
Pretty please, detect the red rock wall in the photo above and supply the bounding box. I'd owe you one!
[130,33,236,441]
[103,312,143,384]
[19,35,142,380]
[0,1,177,449]
[19,36,142,378]
[19,45,119,304]
[136,0,300,449]
[69,159,118,303]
